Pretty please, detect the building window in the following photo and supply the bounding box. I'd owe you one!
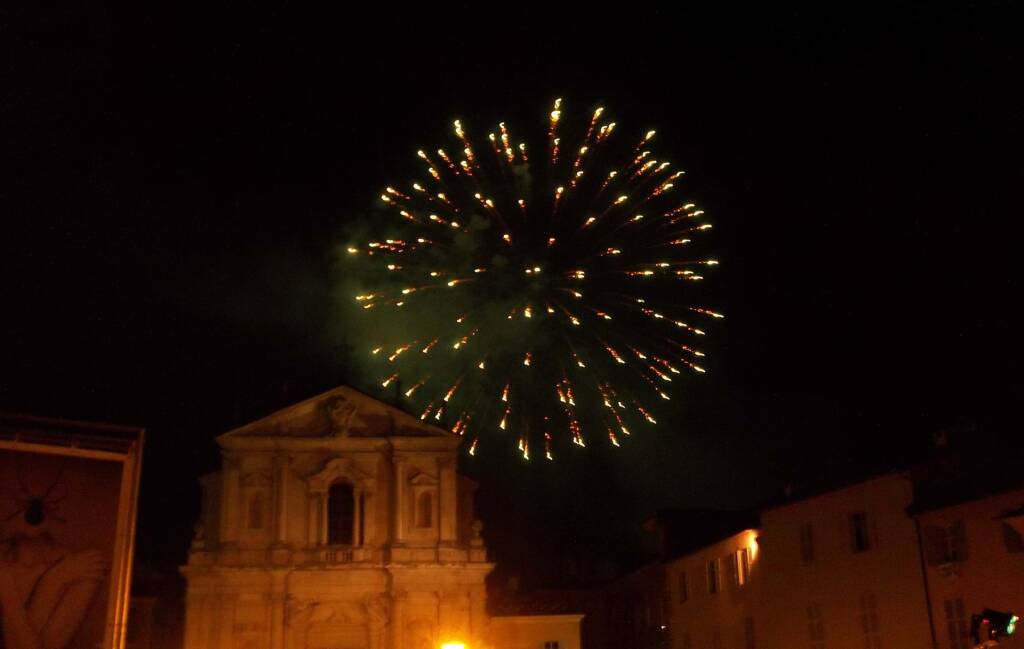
[327,482,355,545]
[807,602,825,649]
[416,491,433,528]
[727,549,750,587]
[738,547,751,585]
[544,642,560,649]
[247,493,264,530]
[946,521,968,561]
[851,512,871,553]
[925,521,969,564]
[1003,522,1024,553]
[707,558,720,594]
[744,617,756,649]
[859,593,881,649]
[943,597,969,649]
[800,523,815,564]
[678,571,689,603]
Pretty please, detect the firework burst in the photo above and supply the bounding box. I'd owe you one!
[347,99,721,459]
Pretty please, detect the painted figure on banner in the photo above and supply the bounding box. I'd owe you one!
[0,457,117,649]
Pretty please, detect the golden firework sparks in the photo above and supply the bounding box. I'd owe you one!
[355,100,720,456]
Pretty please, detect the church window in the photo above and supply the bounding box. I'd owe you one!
[328,482,355,544]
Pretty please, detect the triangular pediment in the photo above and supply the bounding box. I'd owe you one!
[218,385,456,442]
[409,471,439,486]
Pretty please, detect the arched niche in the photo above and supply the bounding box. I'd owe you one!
[408,471,439,538]
[247,492,265,530]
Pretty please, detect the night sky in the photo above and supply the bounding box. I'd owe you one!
[3,5,1022,590]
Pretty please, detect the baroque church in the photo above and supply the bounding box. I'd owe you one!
[181,386,498,649]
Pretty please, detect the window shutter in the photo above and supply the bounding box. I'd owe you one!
[924,525,948,565]
[1003,522,1024,553]
[949,520,968,561]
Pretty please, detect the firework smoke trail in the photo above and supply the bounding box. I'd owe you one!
[347,99,721,459]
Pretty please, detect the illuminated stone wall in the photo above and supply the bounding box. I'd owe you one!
[180,386,493,649]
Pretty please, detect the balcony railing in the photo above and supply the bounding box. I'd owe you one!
[319,547,354,563]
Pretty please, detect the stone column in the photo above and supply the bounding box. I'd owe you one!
[286,601,314,649]
[195,591,219,649]
[217,591,238,649]
[365,595,389,649]
[183,589,202,649]
[469,586,488,646]
[353,485,363,547]
[269,571,288,649]
[220,453,240,544]
[274,455,290,545]
[362,487,376,546]
[390,592,407,649]
[199,593,215,649]
[307,492,320,547]
[439,457,457,543]
[319,492,329,545]
[393,456,407,544]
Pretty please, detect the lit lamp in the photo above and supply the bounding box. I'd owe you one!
[440,643,467,649]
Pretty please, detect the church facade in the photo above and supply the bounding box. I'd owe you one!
[181,386,493,649]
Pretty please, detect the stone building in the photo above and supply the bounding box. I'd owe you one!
[605,466,1024,649]
[181,386,493,649]
[912,486,1024,649]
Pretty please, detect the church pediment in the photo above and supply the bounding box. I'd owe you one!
[308,457,376,490]
[239,471,272,488]
[217,385,455,442]
[409,471,439,486]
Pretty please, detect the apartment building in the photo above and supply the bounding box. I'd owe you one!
[913,486,1024,649]
[757,474,934,649]
[666,527,760,649]
[634,472,1024,649]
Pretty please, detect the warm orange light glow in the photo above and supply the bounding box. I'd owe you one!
[441,643,466,649]
[746,530,760,561]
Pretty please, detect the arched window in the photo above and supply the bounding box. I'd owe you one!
[247,493,264,530]
[327,482,355,544]
[416,491,433,528]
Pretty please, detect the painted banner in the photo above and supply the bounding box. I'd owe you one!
[0,415,143,649]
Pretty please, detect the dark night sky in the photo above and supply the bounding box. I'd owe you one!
[3,5,1022,588]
